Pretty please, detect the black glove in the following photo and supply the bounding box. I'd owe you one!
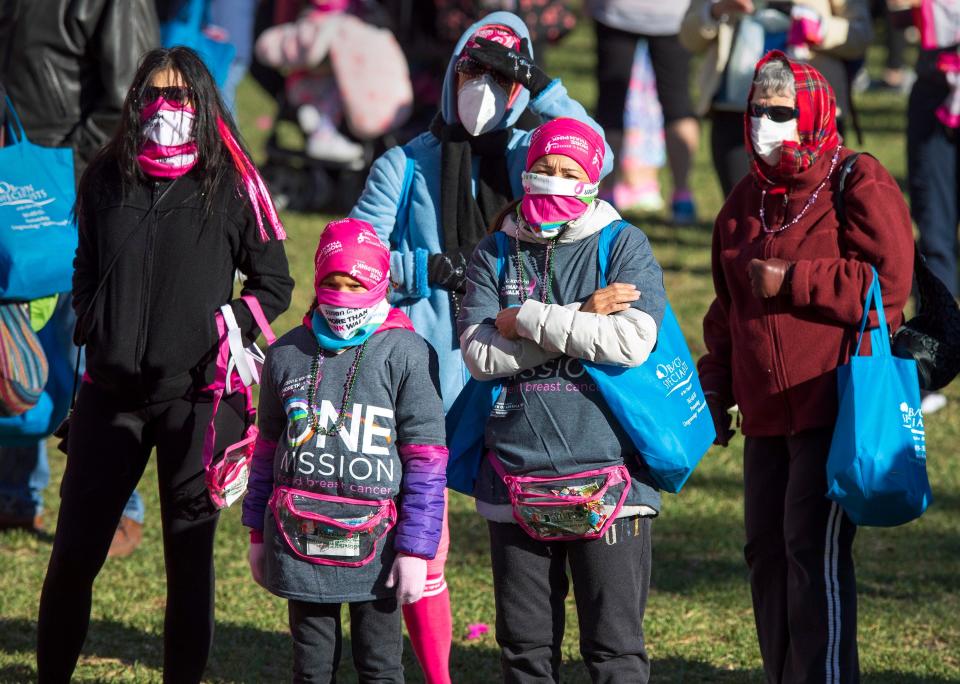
[428,247,472,293]
[466,37,552,98]
[706,394,735,447]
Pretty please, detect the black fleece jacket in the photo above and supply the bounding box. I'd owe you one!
[73,166,294,403]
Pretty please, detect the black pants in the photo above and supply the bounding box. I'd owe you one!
[908,72,960,296]
[36,381,245,684]
[594,20,694,160]
[288,597,403,683]
[488,516,652,684]
[710,110,752,198]
[743,427,859,684]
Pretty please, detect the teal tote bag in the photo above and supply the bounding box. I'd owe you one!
[0,98,77,301]
[826,268,932,526]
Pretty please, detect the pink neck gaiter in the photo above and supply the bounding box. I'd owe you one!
[138,97,198,178]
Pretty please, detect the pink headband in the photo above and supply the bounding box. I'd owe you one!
[314,218,390,307]
[461,24,521,57]
[526,117,605,184]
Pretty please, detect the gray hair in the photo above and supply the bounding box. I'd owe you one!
[753,59,796,99]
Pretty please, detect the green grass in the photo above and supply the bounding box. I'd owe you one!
[3,21,960,684]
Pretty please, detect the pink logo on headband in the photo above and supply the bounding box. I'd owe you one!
[526,118,605,184]
[314,219,389,292]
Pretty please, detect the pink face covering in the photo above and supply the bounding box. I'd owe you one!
[520,118,605,235]
[138,98,198,178]
[313,218,391,308]
[519,173,598,236]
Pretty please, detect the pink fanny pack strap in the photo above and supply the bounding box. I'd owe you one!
[486,450,509,480]
[202,387,227,471]
[241,294,277,345]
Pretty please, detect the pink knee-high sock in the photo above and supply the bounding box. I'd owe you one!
[403,580,452,684]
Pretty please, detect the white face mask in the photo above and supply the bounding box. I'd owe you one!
[142,108,195,146]
[318,299,390,339]
[457,74,507,137]
[750,115,798,166]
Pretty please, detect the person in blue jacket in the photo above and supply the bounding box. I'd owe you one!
[348,11,612,683]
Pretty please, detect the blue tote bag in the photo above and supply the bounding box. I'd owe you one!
[581,222,715,493]
[445,224,714,494]
[0,98,77,301]
[161,0,236,88]
[826,269,932,526]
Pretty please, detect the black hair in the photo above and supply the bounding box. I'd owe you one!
[76,46,253,220]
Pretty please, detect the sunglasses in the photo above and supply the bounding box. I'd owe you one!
[455,58,512,92]
[140,85,193,106]
[750,103,800,123]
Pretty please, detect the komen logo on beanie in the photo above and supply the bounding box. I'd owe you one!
[315,240,343,265]
[350,261,385,284]
[544,135,589,156]
[356,229,385,248]
[526,118,606,184]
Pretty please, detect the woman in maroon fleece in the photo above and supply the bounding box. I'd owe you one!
[699,51,913,683]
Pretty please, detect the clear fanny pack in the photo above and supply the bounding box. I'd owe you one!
[487,452,631,541]
[269,486,397,567]
[203,296,276,510]
[205,425,257,509]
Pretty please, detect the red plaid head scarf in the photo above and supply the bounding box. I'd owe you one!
[745,51,841,187]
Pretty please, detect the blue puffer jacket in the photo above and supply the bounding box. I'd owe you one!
[350,11,613,411]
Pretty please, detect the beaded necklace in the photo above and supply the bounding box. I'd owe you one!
[512,222,559,304]
[305,340,368,436]
[760,147,840,234]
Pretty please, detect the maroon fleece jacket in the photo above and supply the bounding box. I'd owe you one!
[698,148,914,437]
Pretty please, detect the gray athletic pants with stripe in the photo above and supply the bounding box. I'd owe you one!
[744,426,859,684]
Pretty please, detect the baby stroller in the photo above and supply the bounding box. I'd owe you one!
[254,0,413,212]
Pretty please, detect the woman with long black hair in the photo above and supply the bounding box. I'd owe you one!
[36,47,293,683]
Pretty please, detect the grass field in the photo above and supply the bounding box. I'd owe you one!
[2,19,959,684]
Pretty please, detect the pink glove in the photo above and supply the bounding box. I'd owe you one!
[249,539,267,588]
[385,553,427,604]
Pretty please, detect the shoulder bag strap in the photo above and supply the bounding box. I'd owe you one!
[596,220,630,288]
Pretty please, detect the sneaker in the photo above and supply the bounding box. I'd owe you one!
[613,181,665,214]
[671,191,697,226]
[108,516,143,559]
[920,391,947,415]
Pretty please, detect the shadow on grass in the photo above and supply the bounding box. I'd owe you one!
[0,663,34,684]
[0,616,505,684]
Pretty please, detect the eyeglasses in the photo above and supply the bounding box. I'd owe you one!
[749,103,799,123]
[140,86,193,106]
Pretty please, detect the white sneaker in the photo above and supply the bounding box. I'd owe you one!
[921,391,947,415]
[305,128,364,165]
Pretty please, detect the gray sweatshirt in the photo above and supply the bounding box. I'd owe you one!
[457,201,666,519]
[254,326,446,603]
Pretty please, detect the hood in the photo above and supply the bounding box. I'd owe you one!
[503,199,622,245]
[440,11,533,129]
[746,50,841,188]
